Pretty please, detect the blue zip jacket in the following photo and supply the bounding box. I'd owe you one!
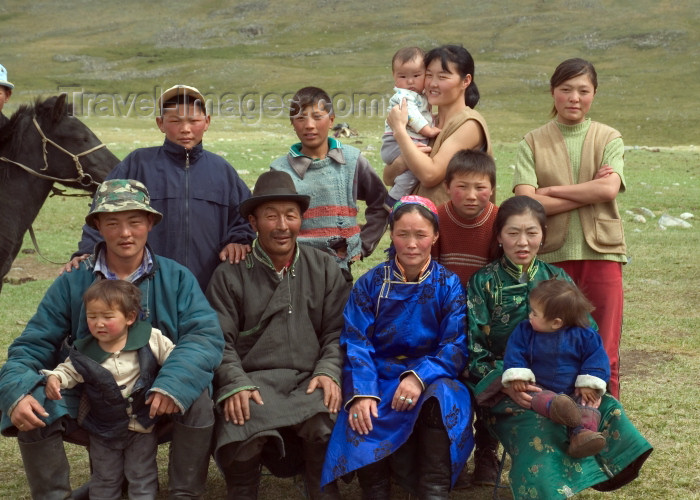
[0,245,224,435]
[75,139,255,290]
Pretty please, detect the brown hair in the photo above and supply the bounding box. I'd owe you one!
[490,195,547,260]
[549,58,598,117]
[289,86,334,119]
[83,279,142,319]
[392,47,425,71]
[529,279,594,328]
[445,149,496,187]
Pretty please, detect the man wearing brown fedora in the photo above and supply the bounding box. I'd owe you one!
[206,170,350,499]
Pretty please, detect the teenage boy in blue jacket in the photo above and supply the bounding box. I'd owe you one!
[67,85,255,290]
[0,179,224,499]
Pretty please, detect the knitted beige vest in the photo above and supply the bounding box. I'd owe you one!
[524,120,626,255]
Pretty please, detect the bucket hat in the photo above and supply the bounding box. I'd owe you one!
[86,179,163,228]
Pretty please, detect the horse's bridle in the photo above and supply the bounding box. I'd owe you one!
[0,117,106,188]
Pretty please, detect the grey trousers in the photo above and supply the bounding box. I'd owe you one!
[17,389,214,496]
[89,431,158,500]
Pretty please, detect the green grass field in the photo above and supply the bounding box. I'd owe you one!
[1,0,700,498]
[1,116,699,497]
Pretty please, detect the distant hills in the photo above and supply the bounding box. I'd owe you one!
[2,0,698,145]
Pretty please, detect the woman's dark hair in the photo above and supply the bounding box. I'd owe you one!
[529,278,594,328]
[490,196,547,260]
[289,86,334,119]
[424,45,479,108]
[549,58,598,117]
[390,203,439,234]
[83,279,142,319]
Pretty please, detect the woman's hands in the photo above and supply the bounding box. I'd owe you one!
[386,98,409,133]
[501,382,541,409]
[391,373,423,412]
[348,374,424,435]
[348,397,378,435]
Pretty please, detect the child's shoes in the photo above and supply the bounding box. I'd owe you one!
[567,429,606,458]
[548,394,582,428]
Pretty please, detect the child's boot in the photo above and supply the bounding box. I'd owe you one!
[530,390,581,427]
[567,405,606,458]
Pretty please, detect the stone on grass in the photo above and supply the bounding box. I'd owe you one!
[658,214,693,229]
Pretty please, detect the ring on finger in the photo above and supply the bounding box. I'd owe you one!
[406,398,413,405]
[399,396,406,401]
[353,413,358,419]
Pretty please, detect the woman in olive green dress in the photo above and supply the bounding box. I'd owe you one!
[466,195,651,499]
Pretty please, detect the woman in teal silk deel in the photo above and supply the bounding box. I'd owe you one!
[466,195,652,499]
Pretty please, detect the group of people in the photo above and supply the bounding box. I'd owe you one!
[0,43,652,500]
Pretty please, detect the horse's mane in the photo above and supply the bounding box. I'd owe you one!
[0,96,75,159]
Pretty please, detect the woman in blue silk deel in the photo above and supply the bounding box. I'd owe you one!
[321,196,473,499]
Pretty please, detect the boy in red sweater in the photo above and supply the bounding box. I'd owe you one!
[434,149,500,486]
[433,149,498,286]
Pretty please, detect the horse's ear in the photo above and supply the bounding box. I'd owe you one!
[52,93,68,122]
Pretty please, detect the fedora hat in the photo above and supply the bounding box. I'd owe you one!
[240,171,310,219]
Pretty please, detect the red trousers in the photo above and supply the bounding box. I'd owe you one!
[553,260,623,399]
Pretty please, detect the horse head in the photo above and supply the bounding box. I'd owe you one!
[6,94,119,193]
[0,95,120,292]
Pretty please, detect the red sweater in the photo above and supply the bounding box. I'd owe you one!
[433,201,498,286]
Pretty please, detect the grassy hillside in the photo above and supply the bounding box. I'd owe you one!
[2,0,699,145]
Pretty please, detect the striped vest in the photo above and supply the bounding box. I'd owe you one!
[270,144,362,269]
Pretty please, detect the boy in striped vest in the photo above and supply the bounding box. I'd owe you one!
[270,87,388,282]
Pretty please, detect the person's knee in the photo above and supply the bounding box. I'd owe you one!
[235,436,267,462]
[418,398,444,429]
[296,412,335,443]
[17,416,79,444]
[174,388,215,427]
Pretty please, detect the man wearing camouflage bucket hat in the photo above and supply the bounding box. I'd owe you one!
[85,178,163,227]
[0,178,224,499]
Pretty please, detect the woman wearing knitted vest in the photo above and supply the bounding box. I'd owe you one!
[513,58,627,399]
[383,45,492,207]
